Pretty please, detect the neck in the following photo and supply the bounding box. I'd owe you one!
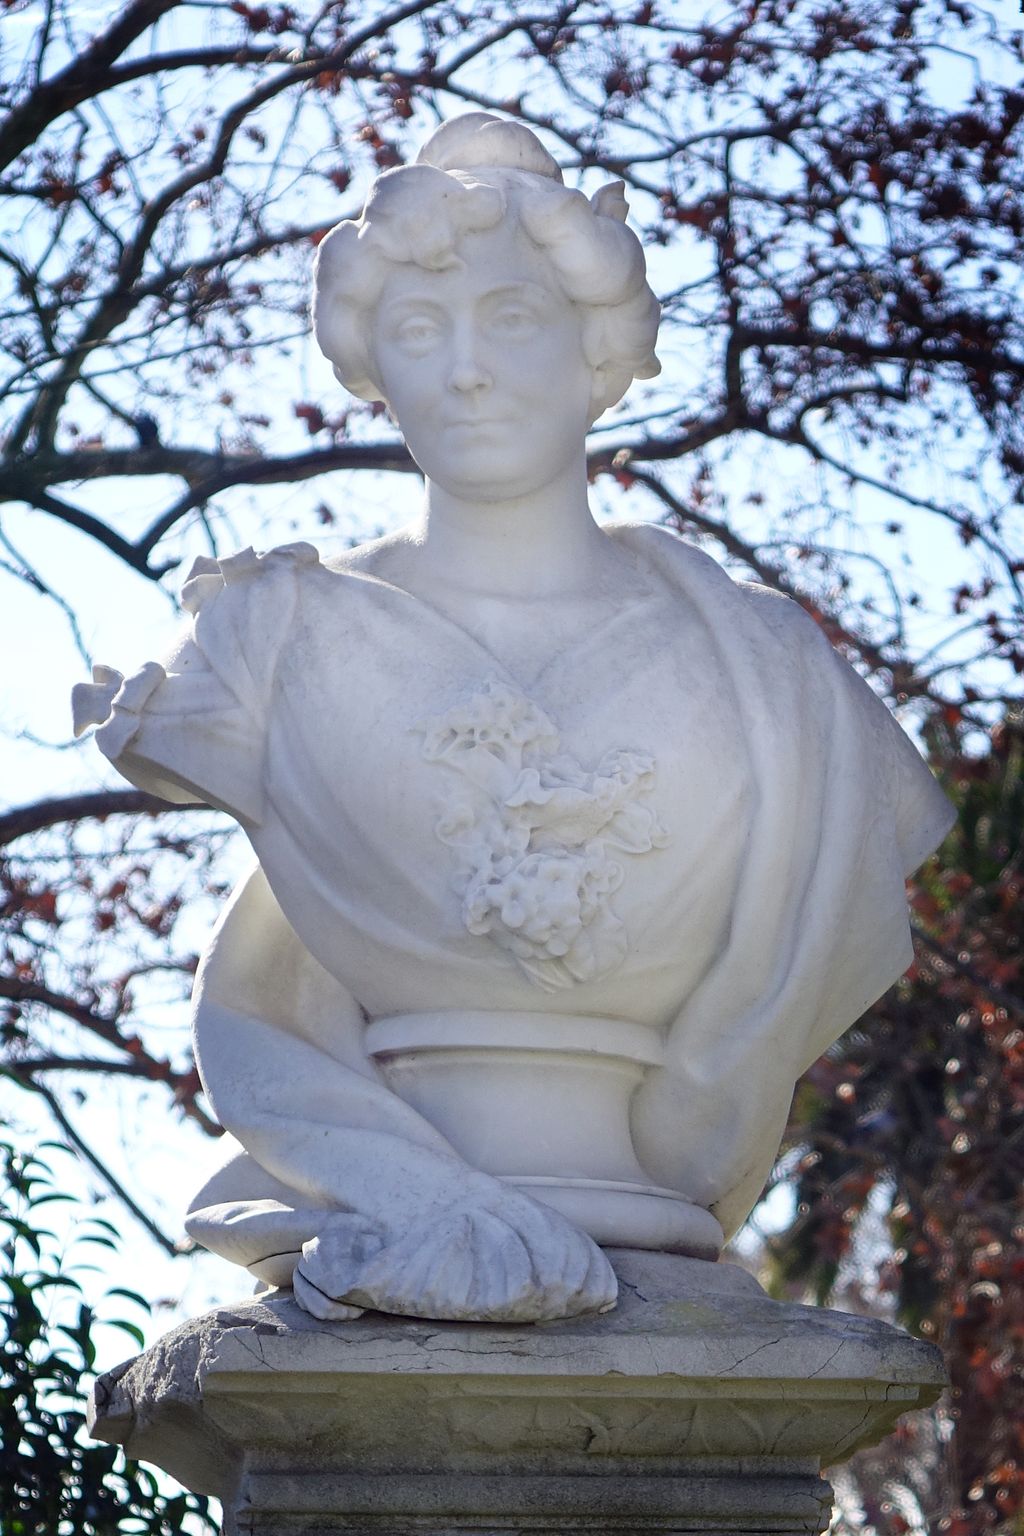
[413,453,608,599]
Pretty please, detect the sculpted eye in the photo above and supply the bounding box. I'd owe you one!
[493,307,538,335]
[394,315,441,348]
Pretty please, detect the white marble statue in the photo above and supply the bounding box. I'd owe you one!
[73,114,954,1324]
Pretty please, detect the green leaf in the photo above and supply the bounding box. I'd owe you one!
[80,1216,121,1237]
[30,1275,84,1295]
[106,1318,146,1349]
[105,1286,152,1311]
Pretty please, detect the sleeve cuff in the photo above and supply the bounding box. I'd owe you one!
[73,661,167,759]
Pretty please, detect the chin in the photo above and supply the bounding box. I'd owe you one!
[437,472,557,504]
[426,455,554,502]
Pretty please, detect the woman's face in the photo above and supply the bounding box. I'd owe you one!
[372,219,595,502]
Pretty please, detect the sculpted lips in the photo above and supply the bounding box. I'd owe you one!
[445,417,512,429]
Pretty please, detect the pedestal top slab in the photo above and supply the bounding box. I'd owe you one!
[90,1251,945,1513]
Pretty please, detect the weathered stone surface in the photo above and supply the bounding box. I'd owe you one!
[89,1251,944,1534]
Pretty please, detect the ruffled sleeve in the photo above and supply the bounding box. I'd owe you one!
[72,542,320,828]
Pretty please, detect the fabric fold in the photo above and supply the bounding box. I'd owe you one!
[73,522,954,1254]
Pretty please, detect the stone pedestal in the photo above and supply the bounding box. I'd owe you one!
[88,1251,944,1536]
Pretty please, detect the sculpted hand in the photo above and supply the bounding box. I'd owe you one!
[292,1184,617,1323]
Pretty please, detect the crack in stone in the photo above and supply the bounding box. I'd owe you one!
[717,1335,784,1374]
[807,1341,845,1378]
[218,1312,285,1338]
[832,1401,876,1457]
[228,1331,279,1371]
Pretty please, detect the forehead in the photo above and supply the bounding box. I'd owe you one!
[377,221,563,311]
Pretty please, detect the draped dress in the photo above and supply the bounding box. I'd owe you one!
[74,521,954,1283]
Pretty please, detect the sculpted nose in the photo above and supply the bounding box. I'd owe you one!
[446,329,491,394]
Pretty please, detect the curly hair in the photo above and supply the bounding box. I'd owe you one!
[312,113,661,423]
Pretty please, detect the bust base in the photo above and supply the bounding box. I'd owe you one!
[510,1176,724,1256]
[365,1009,725,1259]
[89,1250,944,1536]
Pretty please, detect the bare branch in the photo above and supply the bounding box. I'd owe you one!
[1,441,417,571]
[911,924,1024,1020]
[135,441,416,557]
[1,485,173,577]
[734,321,1024,385]
[628,467,923,693]
[0,0,179,174]
[0,790,180,846]
[2,1071,186,1255]
[0,975,221,1138]
[0,975,147,1055]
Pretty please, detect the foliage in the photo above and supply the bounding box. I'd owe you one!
[0,1,1022,1531]
[0,1138,216,1535]
[772,712,1024,1534]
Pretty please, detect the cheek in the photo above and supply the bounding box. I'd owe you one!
[535,357,593,432]
[380,364,436,427]
[534,328,591,396]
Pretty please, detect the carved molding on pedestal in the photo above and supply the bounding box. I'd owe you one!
[89,1252,944,1536]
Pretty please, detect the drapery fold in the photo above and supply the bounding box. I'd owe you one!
[75,524,954,1246]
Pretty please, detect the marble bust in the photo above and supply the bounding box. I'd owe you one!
[73,114,954,1324]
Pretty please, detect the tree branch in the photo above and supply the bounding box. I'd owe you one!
[734,321,1024,381]
[0,789,179,846]
[0,976,221,1137]
[3,485,171,576]
[0,0,179,174]
[628,467,923,692]
[759,416,1024,602]
[911,924,1024,1019]
[1,441,417,572]
[8,1054,184,1076]
[3,1071,185,1256]
[0,975,146,1055]
[7,0,441,452]
[587,408,745,474]
[134,442,416,557]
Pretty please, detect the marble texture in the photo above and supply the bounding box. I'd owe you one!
[73,113,955,1324]
[88,1249,946,1535]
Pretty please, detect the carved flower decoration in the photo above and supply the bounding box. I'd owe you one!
[419,680,669,990]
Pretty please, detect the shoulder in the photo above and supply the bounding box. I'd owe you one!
[607,519,828,653]
[321,525,420,582]
[180,541,322,616]
[169,542,325,709]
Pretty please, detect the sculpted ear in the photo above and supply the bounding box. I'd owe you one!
[588,361,631,423]
[588,368,612,423]
[590,181,629,223]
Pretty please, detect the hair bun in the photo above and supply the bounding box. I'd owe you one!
[416,113,563,183]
